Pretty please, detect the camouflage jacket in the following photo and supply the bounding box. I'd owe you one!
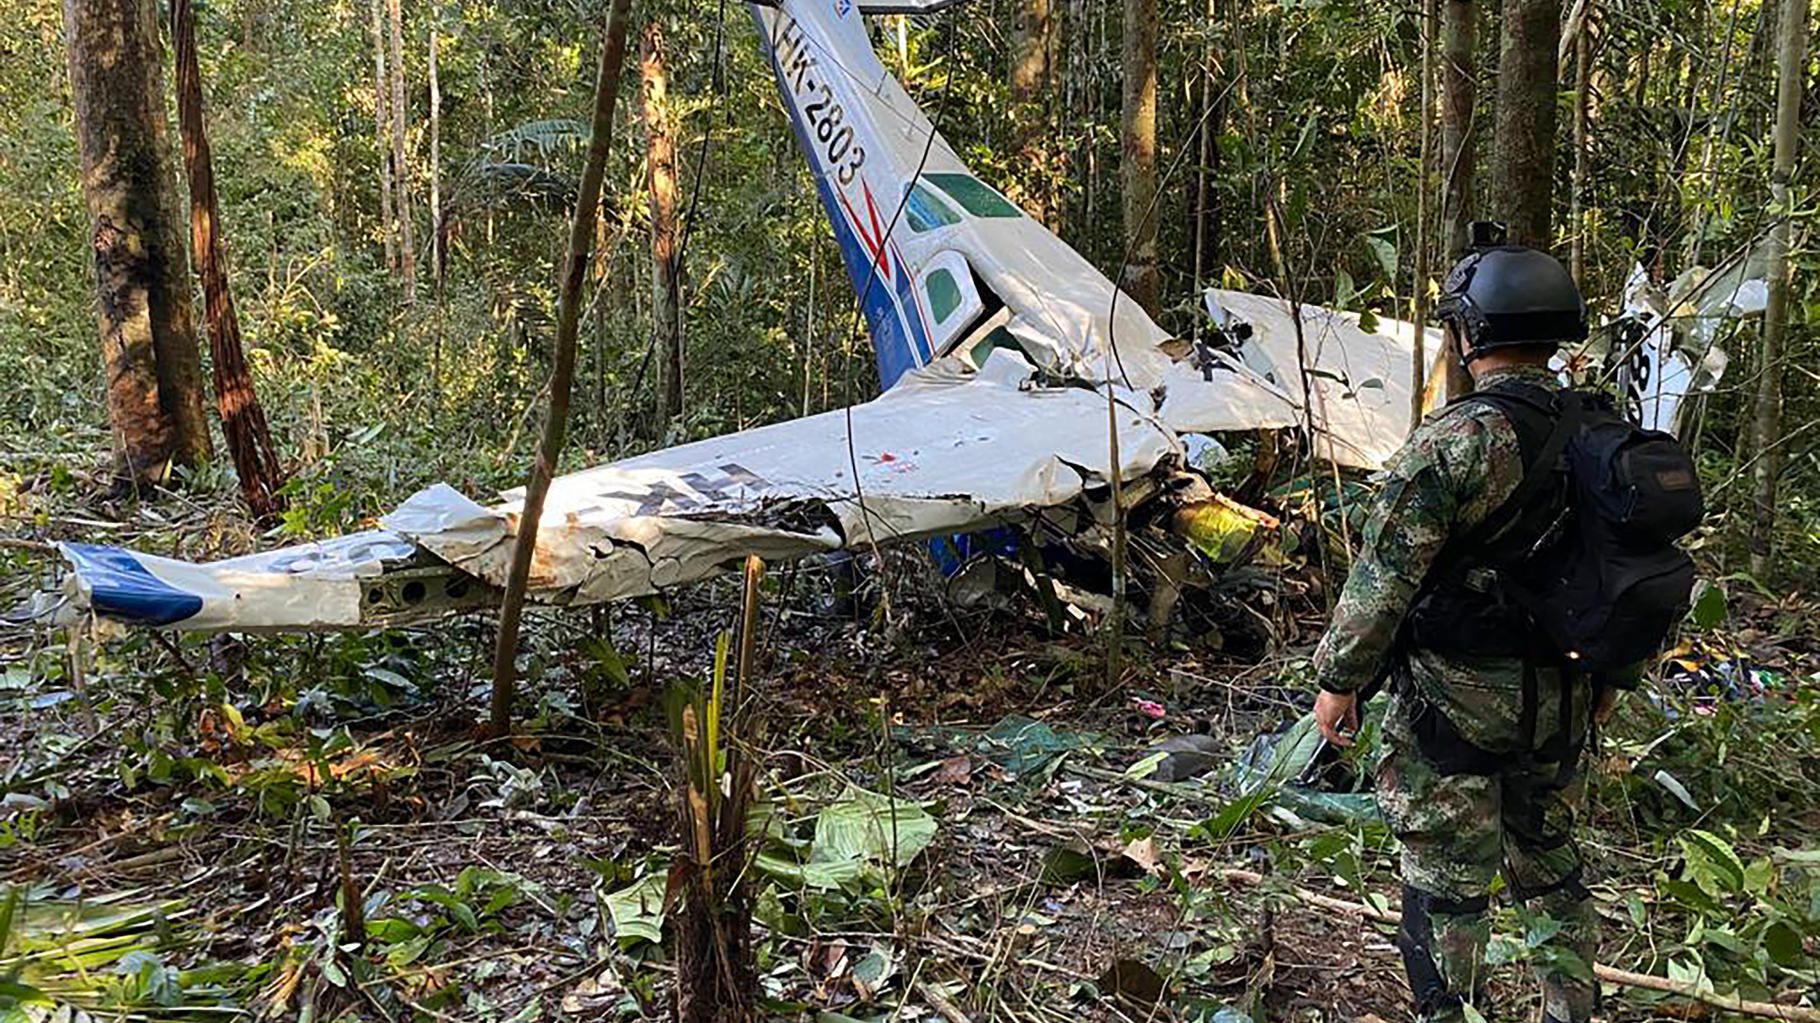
[1312,365,1588,752]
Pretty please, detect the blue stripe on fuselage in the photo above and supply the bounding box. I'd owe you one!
[753,6,931,389]
[62,543,204,627]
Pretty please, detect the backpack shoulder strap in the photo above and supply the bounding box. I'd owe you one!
[1451,384,1582,552]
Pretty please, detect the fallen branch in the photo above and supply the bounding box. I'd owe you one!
[915,980,975,1023]
[1218,868,1820,1023]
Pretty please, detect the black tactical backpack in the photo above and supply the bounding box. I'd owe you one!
[1410,379,1705,673]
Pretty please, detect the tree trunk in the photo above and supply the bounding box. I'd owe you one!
[1492,0,1562,248]
[490,0,635,738]
[65,0,212,485]
[1748,0,1809,577]
[1188,0,1222,339]
[1439,0,1477,260]
[1568,0,1592,286]
[429,17,444,392]
[388,0,416,305]
[172,0,286,518]
[1119,0,1159,316]
[370,0,395,274]
[642,21,683,434]
[1438,0,1477,399]
[1412,0,1436,428]
[1009,0,1057,227]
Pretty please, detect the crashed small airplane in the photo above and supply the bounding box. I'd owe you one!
[26,0,1738,635]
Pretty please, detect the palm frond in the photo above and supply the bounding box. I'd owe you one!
[479,118,589,162]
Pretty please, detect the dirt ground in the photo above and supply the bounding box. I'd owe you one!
[5,529,1815,1022]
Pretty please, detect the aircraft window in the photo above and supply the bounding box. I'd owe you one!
[926,268,963,322]
[904,184,961,233]
[925,173,1021,218]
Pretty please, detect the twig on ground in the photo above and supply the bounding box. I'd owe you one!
[1218,868,1820,1023]
[915,979,975,1023]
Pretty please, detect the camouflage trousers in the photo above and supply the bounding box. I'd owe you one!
[1375,687,1599,1023]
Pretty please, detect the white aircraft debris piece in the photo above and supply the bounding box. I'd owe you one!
[1170,290,1443,470]
[51,531,430,632]
[43,353,1177,632]
[1610,234,1786,436]
[752,0,1423,468]
[388,351,1176,608]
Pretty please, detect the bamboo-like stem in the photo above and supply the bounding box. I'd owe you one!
[488,0,635,738]
[1411,0,1436,429]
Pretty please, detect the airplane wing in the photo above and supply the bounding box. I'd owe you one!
[35,352,1175,632]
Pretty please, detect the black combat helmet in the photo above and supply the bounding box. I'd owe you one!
[1436,227,1588,360]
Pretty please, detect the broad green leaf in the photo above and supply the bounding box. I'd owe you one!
[1334,269,1357,309]
[812,791,936,870]
[753,851,863,890]
[1366,235,1397,278]
[1665,957,1712,994]
[1765,921,1804,967]
[1680,829,1746,896]
[1688,580,1727,630]
[604,874,667,947]
[1195,790,1268,843]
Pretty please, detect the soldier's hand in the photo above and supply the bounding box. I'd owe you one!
[1314,690,1359,747]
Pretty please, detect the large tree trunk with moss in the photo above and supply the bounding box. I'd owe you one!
[65,0,212,486]
[1492,0,1562,248]
[642,21,683,434]
[172,0,285,518]
[1009,0,1057,227]
[1748,0,1809,576]
[1119,0,1159,316]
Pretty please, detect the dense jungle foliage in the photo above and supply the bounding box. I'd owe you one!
[1,0,1818,1020]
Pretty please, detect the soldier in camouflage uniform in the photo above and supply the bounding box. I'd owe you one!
[1310,242,1623,1023]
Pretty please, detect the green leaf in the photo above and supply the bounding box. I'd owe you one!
[1680,829,1746,896]
[1366,235,1397,278]
[1666,957,1712,994]
[1041,840,1099,884]
[1525,915,1563,948]
[1195,790,1268,843]
[364,917,422,944]
[449,902,480,933]
[1657,876,1721,917]
[1688,580,1727,630]
[812,791,936,871]
[604,874,666,947]
[1653,770,1701,812]
[385,934,436,968]
[1334,269,1357,310]
[1765,921,1804,967]
[587,638,630,687]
